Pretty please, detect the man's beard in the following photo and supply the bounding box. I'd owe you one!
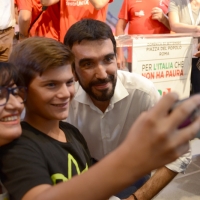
[75,72,117,102]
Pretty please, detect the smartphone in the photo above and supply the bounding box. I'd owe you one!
[170,97,200,138]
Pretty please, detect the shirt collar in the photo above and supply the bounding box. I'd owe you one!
[74,74,129,106]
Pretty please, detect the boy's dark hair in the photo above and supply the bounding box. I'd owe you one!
[9,37,74,87]
[64,19,116,54]
[0,62,24,87]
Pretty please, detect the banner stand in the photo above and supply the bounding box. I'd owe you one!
[116,33,200,98]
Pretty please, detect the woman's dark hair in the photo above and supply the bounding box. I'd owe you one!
[0,62,24,87]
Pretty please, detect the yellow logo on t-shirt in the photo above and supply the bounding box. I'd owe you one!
[51,153,88,184]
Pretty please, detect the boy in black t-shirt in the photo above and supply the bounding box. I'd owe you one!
[0,37,93,200]
[1,36,200,200]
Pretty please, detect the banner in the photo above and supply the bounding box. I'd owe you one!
[132,37,193,98]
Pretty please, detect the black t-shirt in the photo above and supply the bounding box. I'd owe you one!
[0,121,92,200]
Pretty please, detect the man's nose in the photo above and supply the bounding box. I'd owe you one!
[95,65,107,79]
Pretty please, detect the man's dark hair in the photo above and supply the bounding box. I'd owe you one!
[0,62,24,87]
[9,37,74,87]
[64,19,116,54]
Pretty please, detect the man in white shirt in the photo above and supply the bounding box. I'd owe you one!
[64,19,191,200]
[0,0,15,61]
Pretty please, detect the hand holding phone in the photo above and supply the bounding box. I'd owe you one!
[170,96,200,137]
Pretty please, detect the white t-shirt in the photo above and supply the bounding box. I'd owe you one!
[0,0,15,30]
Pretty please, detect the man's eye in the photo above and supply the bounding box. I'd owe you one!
[105,56,114,63]
[82,62,92,68]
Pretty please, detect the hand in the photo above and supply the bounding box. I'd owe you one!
[194,50,200,57]
[123,93,200,174]
[196,26,200,33]
[193,43,200,57]
[151,7,166,23]
[19,32,29,42]
[117,47,126,70]
[117,54,126,70]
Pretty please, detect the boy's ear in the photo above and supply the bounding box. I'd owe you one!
[72,64,78,81]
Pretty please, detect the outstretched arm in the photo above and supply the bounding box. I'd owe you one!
[131,167,177,200]
[18,10,31,41]
[115,18,128,70]
[3,93,200,200]
[169,11,200,33]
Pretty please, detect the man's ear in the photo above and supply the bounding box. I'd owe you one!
[72,63,78,81]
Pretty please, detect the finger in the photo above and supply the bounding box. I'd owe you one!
[172,142,190,160]
[152,16,158,20]
[118,62,124,70]
[122,61,126,69]
[152,14,161,21]
[152,7,162,13]
[197,43,200,50]
[194,51,200,57]
[117,63,121,69]
[152,13,161,17]
[170,117,200,157]
[151,10,159,14]
[169,94,200,129]
[152,7,159,11]
[149,92,179,117]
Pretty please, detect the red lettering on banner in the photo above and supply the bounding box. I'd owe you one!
[156,71,164,78]
[166,69,183,78]
[142,72,155,79]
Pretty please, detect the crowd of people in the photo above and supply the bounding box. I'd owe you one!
[0,1,200,200]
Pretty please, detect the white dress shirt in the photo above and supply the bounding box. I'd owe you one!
[67,70,191,173]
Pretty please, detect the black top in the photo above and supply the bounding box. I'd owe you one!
[0,121,92,200]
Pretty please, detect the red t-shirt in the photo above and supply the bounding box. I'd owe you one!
[16,0,60,40]
[118,0,169,34]
[60,0,113,42]
[118,0,170,62]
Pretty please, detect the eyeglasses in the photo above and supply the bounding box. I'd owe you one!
[0,86,27,106]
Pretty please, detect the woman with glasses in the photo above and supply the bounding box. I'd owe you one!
[0,61,26,146]
[0,61,26,199]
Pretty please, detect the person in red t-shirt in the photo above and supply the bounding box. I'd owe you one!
[41,0,113,42]
[16,0,60,41]
[116,0,170,71]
